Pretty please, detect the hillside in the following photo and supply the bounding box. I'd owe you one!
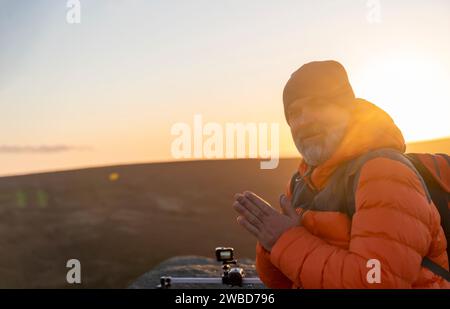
[0,158,299,288]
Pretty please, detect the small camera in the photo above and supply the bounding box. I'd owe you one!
[215,247,234,263]
[215,247,244,286]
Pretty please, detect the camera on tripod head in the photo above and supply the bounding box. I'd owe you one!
[158,246,262,288]
[215,247,245,287]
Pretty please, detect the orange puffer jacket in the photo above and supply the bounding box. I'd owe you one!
[256,99,449,288]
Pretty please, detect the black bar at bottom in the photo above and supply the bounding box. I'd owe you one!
[0,289,448,307]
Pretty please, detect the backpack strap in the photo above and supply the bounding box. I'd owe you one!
[422,257,450,282]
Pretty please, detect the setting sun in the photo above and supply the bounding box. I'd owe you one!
[353,53,450,142]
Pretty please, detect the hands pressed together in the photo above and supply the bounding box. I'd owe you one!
[232,191,301,251]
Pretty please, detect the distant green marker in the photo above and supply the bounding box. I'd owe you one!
[16,190,27,208]
[36,189,48,208]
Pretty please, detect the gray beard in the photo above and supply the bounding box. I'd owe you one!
[294,125,347,166]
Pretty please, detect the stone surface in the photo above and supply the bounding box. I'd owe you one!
[129,256,266,289]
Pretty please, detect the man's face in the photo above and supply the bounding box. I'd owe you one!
[286,97,351,166]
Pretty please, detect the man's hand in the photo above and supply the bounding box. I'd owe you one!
[232,191,300,251]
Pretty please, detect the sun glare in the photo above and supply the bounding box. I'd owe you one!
[355,53,450,142]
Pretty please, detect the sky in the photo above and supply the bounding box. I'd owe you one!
[1,0,449,176]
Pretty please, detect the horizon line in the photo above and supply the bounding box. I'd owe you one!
[1,136,448,178]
